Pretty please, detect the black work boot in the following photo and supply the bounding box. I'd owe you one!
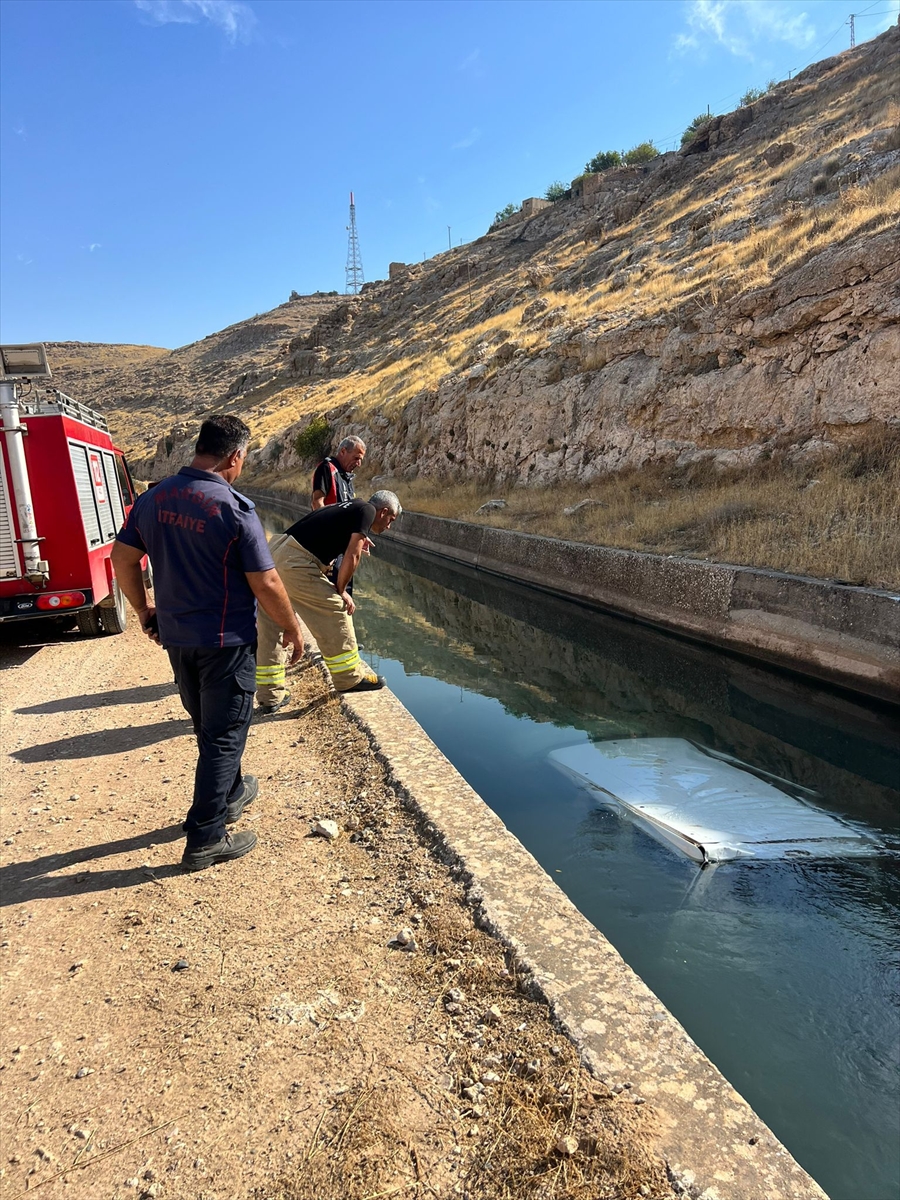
[181,830,257,872]
[225,775,258,824]
[343,673,386,693]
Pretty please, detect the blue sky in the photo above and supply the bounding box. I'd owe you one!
[1,0,897,350]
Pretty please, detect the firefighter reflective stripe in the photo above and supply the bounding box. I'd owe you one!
[256,663,286,685]
[323,647,362,675]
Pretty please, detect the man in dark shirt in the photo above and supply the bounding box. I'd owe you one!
[256,490,400,711]
[111,415,305,871]
[311,435,367,596]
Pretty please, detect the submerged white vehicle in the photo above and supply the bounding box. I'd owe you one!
[549,738,882,865]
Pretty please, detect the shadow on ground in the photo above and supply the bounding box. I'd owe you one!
[16,682,178,715]
[0,824,186,906]
[11,718,195,762]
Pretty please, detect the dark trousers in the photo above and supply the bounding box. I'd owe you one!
[167,642,256,848]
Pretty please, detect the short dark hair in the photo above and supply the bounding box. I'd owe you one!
[195,415,251,459]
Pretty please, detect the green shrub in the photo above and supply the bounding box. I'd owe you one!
[681,113,714,145]
[489,202,518,230]
[623,141,660,164]
[293,415,331,462]
[740,86,766,106]
[545,180,568,201]
[585,149,622,173]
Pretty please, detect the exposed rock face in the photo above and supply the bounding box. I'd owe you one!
[377,228,897,485]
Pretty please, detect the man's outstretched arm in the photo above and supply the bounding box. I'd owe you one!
[246,569,305,665]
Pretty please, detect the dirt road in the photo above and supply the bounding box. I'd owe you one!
[0,621,670,1200]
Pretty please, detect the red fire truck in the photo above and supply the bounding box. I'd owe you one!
[0,342,139,635]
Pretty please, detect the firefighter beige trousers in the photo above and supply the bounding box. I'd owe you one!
[255,532,373,705]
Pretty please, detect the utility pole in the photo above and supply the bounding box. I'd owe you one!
[848,13,855,47]
[447,226,452,251]
[345,191,364,296]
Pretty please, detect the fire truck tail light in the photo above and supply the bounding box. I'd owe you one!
[36,592,86,610]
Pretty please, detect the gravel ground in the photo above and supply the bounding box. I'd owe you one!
[0,620,673,1200]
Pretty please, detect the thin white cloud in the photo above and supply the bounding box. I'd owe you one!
[674,0,816,60]
[458,47,486,79]
[452,127,481,151]
[134,0,257,44]
[89,244,102,252]
[13,124,27,140]
[17,254,33,265]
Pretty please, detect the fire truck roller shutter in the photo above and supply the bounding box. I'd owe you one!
[0,445,22,579]
[100,451,126,536]
[68,442,104,548]
[86,447,116,542]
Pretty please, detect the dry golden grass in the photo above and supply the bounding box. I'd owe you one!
[366,426,900,590]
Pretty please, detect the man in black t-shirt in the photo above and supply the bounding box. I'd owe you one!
[255,491,401,710]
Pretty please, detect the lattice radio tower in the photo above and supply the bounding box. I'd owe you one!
[345,191,365,295]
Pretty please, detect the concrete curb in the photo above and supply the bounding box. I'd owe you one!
[332,681,828,1200]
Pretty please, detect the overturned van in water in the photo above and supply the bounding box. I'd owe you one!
[549,738,883,864]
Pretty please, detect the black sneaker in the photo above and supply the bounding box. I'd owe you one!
[225,775,258,824]
[181,830,258,872]
[343,674,386,693]
[257,695,289,716]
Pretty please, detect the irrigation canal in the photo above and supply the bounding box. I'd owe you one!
[259,507,900,1200]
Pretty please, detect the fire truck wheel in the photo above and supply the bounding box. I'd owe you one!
[99,580,128,635]
[76,606,105,636]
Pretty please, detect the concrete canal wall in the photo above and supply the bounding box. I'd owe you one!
[339,675,828,1200]
[388,513,900,705]
[247,489,899,706]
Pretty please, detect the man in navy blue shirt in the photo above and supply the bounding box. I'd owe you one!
[112,415,304,871]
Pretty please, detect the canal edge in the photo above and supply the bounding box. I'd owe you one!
[332,680,829,1200]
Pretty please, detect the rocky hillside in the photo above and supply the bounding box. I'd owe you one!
[52,28,899,490]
